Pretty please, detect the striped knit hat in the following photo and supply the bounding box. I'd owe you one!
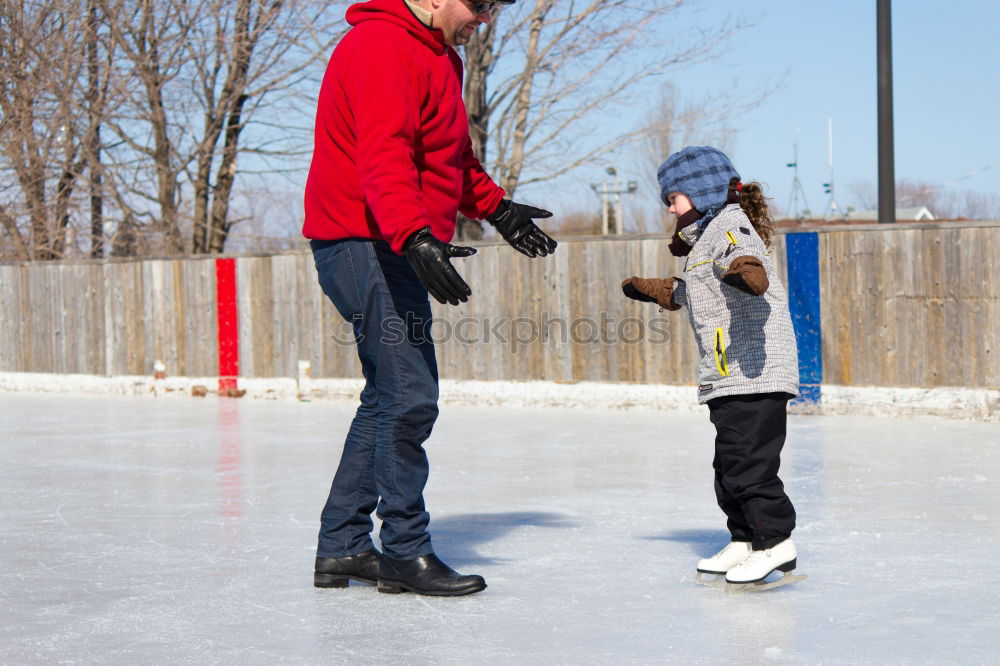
[657,146,740,229]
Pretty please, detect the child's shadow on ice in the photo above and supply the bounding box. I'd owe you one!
[640,528,728,558]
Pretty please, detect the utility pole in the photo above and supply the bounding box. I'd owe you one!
[877,0,896,224]
[591,167,638,235]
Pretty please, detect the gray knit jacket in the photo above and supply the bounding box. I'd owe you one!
[671,204,800,404]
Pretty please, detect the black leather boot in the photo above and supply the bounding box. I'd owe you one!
[314,549,380,588]
[377,553,486,596]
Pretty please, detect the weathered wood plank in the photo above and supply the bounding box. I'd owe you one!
[126,262,146,375]
[982,228,1000,386]
[542,239,571,382]
[922,229,946,386]
[817,231,838,384]
[83,264,105,374]
[823,232,847,384]
[879,230,900,386]
[0,266,26,371]
[28,265,53,373]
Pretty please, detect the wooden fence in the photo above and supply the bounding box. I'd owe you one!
[2,222,998,390]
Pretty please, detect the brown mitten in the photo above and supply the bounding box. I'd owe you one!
[721,255,769,295]
[621,276,681,311]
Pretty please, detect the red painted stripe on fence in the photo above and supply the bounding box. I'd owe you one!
[215,258,239,394]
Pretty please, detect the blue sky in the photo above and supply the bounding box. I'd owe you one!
[547,0,999,219]
[240,0,1000,242]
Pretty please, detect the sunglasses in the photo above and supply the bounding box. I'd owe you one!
[469,1,499,14]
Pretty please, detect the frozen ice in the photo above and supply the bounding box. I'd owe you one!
[1,393,998,664]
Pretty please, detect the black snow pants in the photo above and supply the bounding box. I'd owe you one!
[707,392,796,550]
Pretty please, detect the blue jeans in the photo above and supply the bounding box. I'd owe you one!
[311,239,439,560]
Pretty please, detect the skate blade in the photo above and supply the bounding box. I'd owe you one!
[726,571,807,594]
[695,572,728,588]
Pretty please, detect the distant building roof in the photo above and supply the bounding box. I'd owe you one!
[846,206,935,221]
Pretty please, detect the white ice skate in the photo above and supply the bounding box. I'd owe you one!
[695,541,751,588]
[724,538,806,593]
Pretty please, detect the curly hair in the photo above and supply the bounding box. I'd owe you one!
[727,177,774,248]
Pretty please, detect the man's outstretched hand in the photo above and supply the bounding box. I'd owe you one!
[486,199,558,258]
[403,227,477,306]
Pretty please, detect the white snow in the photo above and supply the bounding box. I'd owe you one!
[3,371,998,421]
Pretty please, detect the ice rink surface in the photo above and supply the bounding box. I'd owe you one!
[2,393,998,665]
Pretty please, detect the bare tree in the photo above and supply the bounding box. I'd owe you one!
[846,178,1000,220]
[456,17,498,240]
[546,207,600,236]
[90,0,346,256]
[85,0,109,258]
[847,180,877,212]
[626,79,776,233]
[957,191,1000,220]
[457,0,749,238]
[0,1,91,260]
[635,83,734,233]
[894,179,944,212]
[183,0,345,253]
[900,182,1000,220]
[3,1,754,258]
[94,0,190,254]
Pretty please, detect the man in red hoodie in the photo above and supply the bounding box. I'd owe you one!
[306,0,556,597]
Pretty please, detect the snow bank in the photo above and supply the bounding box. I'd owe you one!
[1,372,996,421]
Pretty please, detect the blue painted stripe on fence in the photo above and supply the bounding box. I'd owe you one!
[785,233,822,402]
[797,384,822,404]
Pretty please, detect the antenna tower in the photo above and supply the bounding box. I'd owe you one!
[822,117,842,219]
[786,130,811,220]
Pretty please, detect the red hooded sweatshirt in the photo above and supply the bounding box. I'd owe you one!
[302,0,505,254]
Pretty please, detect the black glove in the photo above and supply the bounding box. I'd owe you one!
[403,227,477,306]
[485,199,557,258]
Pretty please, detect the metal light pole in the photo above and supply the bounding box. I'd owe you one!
[590,167,638,235]
[612,168,621,233]
[590,175,609,234]
[877,0,896,224]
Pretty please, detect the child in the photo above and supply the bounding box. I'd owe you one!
[622,146,801,589]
